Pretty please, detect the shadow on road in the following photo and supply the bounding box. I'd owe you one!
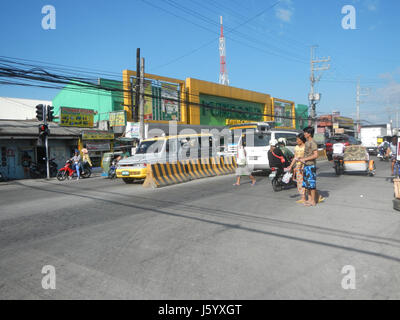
[6,179,400,265]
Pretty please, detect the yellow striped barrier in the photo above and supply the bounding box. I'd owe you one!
[143,156,236,188]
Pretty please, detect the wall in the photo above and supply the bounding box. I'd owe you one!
[52,81,115,122]
[0,97,52,120]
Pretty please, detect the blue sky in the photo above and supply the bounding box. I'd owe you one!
[0,0,399,124]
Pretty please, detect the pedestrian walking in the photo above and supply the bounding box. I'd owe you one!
[233,142,256,186]
[298,126,323,206]
[287,133,306,204]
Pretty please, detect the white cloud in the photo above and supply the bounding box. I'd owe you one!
[275,0,294,23]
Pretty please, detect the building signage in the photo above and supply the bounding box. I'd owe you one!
[60,107,94,127]
[144,82,153,120]
[82,130,114,140]
[200,94,264,126]
[109,111,126,127]
[273,100,294,128]
[125,122,148,140]
[86,142,111,151]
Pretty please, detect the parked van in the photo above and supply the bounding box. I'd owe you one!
[224,122,299,172]
[116,133,216,183]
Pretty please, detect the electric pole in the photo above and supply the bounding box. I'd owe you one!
[139,57,145,140]
[356,77,370,139]
[309,45,330,133]
[135,48,140,122]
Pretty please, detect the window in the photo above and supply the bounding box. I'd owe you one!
[275,133,297,147]
[136,140,164,154]
[253,134,271,147]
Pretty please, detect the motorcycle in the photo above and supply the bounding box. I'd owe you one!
[108,159,118,179]
[377,146,389,161]
[269,167,296,192]
[56,160,92,181]
[332,142,345,176]
[29,158,58,178]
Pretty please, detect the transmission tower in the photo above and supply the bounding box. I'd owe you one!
[219,16,229,86]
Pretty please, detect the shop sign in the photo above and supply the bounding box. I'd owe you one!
[225,119,256,126]
[109,111,126,127]
[125,122,148,140]
[200,94,264,126]
[60,107,94,127]
[86,143,111,151]
[161,83,180,121]
[82,130,114,140]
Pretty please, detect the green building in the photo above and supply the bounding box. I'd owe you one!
[295,104,309,130]
[52,78,124,123]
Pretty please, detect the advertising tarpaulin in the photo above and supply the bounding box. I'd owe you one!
[60,107,94,127]
[125,122,148,140]
[161,83,180,121]
[109,111,126,127]
[144,82,153,120]
[273,100,293,128]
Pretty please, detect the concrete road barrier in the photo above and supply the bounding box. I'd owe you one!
[143,156,237,188]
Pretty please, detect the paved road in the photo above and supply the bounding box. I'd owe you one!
[0,157,399,299]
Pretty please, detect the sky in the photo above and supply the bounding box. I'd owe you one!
[0,0,399,124]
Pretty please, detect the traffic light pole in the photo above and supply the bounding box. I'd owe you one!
[44,106,50,180]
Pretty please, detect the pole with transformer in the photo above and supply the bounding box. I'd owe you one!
[139,57,145,141]
[134,48,140,122]
[309,45,330,134]
[356,77,370,139]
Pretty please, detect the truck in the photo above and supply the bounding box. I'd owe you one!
[360,125,388,155]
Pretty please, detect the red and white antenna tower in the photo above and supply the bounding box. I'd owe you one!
[219,16,229,85]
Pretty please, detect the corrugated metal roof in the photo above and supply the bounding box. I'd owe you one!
[0,120,82,137]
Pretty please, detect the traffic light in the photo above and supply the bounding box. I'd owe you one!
[38,124,50,138]
[36,104,44,121]
[47,105,54,122]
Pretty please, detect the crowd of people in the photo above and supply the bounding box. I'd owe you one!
[234,126,324,207]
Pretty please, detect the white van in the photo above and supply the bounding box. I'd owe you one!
[224,123,299,172]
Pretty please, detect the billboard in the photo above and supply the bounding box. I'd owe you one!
[60,107,94,127]
[273,99,294,128]
[109,111,126,127]
[82,130,114,140]
[161,83,180,121]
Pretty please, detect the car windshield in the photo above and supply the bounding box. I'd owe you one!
[329,136,347,143]
[253,134,271,147]
[135,140,164,154]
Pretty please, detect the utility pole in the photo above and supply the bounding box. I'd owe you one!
[139,57,145,140]
[356,77,370,139]
[309,45,330,133]
[43,106,50,180]
[134,48,140,122]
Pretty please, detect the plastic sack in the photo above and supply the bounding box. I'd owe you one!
[282,172,292,184]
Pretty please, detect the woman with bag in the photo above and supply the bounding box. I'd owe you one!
[233,141,256,186]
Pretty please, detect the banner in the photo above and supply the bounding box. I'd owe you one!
[273,100,294,128]
[125,122,148,140]
[161,83,180,121]
[60,107,94,127]
[144,82,153,120]
[82,130,114,140]
[109,111,126,127]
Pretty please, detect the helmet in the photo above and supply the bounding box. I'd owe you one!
[269,139,278,146]
[277,137,287,146]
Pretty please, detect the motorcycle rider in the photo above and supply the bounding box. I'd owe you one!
[268,139,287,176]
[277,137,294,164]
[70,150,81,180]
[378,139,390,159]
[390,135,398,176]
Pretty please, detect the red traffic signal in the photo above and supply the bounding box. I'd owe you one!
[38,124,50,136]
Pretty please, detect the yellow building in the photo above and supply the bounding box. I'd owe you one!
[122,70,295,130]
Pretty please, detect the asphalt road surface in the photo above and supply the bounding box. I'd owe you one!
[0,157,399,299]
